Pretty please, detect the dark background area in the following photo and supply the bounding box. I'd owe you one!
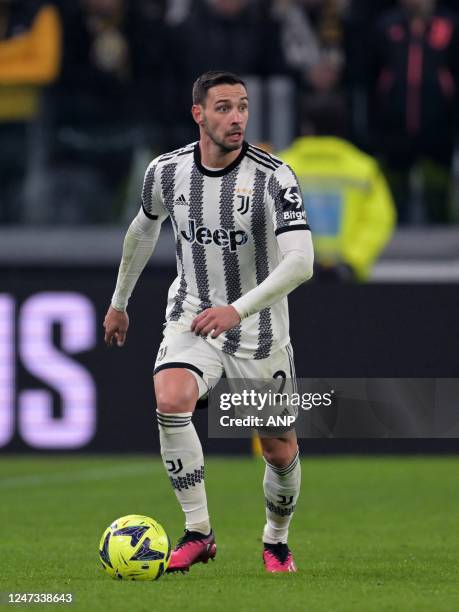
[2,267,458,454]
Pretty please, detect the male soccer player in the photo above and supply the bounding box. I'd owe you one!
[104,71,314,573]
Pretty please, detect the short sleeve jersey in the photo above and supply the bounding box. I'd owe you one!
[141,141,309,360]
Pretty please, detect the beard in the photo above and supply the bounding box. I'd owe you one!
[202,118,243,153]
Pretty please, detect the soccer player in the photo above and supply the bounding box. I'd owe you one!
[104,71,314,573]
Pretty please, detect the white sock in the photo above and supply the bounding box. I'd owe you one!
[262,448,301,545]
[156,410,211,535]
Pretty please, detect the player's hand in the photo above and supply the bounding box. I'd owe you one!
[103,305,129,347]
[191,305,241,339]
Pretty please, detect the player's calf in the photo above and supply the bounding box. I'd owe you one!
[154,370,211,543]
[260,439,301,571]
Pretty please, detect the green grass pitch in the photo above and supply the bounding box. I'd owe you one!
[0,455,458,612]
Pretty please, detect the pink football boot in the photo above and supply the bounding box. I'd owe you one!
[262,543,297,573]
[167,530,217,573]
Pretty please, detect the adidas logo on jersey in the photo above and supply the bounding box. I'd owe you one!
[174,194,188,206]
[181,219,248,252]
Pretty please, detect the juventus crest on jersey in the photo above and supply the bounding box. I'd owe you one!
[141,141,309,360]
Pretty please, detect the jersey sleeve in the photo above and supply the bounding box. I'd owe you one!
[141,160,169,222]
[266,164,310,236]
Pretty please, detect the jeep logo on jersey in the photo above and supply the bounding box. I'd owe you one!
[181,219,248,251]
[280,186,306,221]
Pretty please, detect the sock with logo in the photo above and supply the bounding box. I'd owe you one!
[262,448,301,544]
[156,410,210,535]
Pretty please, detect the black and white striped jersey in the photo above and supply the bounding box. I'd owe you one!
[141,141,309,360]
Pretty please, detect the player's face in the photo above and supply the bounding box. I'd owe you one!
[197,84,249,153]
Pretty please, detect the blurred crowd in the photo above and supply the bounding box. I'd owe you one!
[1,0,458,226]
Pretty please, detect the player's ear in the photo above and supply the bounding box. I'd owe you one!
[191,104,204,126]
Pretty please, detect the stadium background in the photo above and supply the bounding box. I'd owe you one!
[1,0,458,454]
[1,2,458,610]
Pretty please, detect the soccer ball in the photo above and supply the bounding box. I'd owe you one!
[99,514,171,580]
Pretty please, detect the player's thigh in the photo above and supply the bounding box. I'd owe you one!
[223,342,297,389]
[256,345,298,465]
[153,324,224,412]
[224,343,298,463]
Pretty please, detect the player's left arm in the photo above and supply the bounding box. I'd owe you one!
[192,165,314,338]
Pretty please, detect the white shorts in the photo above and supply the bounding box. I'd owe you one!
[153,322,297,399]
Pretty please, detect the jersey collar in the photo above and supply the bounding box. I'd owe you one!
[193,141,248,177]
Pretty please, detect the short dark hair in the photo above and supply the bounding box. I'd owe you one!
[192,71,246,105]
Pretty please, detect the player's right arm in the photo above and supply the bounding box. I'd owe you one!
[104,161,168,347]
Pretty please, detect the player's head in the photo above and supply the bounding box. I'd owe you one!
[191,71,248,153]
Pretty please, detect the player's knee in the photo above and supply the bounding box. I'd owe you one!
[261,438,297,468]
[155,390,196,414]
[263,449,292,469]
[154,369,200,414]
